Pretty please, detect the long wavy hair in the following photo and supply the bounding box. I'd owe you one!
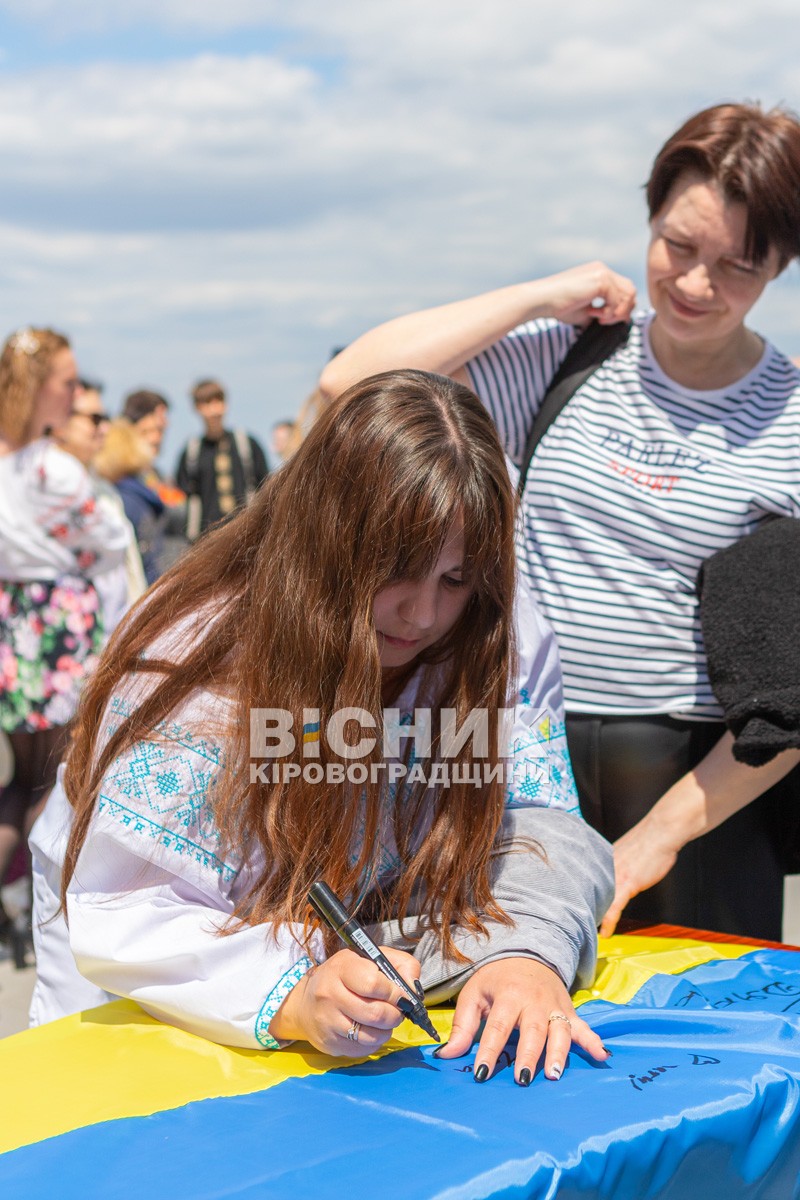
[63,369,518,959]
[0,327,70,447]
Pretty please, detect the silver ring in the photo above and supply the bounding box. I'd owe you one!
[346,1020,360,1043]
[547,1011,572,1029]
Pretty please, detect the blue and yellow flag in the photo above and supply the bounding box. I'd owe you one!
[2,934,800,1198]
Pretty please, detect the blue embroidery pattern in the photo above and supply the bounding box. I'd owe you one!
[507,693,579,813]
[255,956,314,1049]
[97,796,237,884]
[97,691,237,880]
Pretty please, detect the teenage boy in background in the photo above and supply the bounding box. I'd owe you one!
[176,379,268,541]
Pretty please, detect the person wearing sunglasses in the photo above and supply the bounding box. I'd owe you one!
[52,380,111,469]
[54,380,147,643]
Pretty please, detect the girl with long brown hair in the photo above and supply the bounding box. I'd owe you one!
[30,369,612,1086]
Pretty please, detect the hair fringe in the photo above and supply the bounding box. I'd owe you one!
[646,101,800,269]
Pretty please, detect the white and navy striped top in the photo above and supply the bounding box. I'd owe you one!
[467,311,800,717]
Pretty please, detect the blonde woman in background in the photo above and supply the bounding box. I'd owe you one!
[97,416,167,585]
[0,328,129,962]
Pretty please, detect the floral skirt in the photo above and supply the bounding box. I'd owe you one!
[0,577,103,733]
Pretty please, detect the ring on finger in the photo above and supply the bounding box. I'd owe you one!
[547,1011,572,1029]
[346,1020,361,1043]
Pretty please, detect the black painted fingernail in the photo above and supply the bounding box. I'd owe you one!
[432,1041,449,1057]
[397,997,413,1016]
[518,1067,532,1087]
[601,1045,614,1057]
[414,980,425,1002]
[474,1063,489,1083]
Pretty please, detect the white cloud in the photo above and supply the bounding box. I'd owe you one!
[0,0,274,32]
[0,2,798,468]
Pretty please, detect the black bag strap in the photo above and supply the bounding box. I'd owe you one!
[517,319,631,496]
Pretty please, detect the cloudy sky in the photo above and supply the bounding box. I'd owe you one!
[1,2,799,468]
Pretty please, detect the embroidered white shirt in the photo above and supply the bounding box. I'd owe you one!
[30,579,581,1046]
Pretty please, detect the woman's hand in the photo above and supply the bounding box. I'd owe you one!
[319,261,638,399]
[269,946,420,1055]
[537,262,637,327]
[435,957,610,1085]
[600,814,682,938]
[599,739,800,938]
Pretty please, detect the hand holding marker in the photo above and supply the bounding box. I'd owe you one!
[308,880,440,1043]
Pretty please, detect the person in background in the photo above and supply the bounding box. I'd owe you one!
[176,378,268,541]
[121,389,188,571]
[269,419,296,466]
[320,102,800,942]
[94,418,166,587]
[54,387,146,638]
[0,328,128,962]
[53,380,109,469]
[31,369,612,1089]
[278,389,325,458]
[77,378,105,413]
[121,389,170,467]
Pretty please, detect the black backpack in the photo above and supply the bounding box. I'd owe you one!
[517,320,631,496]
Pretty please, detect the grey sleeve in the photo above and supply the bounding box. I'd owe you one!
[367,807,614,1002]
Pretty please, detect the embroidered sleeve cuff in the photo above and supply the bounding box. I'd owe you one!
[505,710,579,813]
[254,956,314,1050]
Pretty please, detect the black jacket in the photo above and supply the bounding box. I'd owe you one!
[698,517,800,766]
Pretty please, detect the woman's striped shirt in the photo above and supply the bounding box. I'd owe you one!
[467,312,800,716]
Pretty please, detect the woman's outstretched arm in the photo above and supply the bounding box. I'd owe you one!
[318,263,637,399]
[601,733,800,937]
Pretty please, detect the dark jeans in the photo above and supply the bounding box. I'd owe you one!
[566,713,789,941]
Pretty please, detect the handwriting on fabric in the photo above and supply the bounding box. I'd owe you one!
[628,1053,720,1092]
[673,980,800,1012]
[454,1049,516,1076]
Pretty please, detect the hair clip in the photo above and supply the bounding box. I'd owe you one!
[9,328,40,356]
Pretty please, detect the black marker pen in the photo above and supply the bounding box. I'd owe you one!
[308,880,440,1043]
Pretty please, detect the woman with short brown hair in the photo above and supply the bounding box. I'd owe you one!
[320,102,800,941]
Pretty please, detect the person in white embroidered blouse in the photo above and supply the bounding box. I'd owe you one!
[318,103,800,943]
[0,328,130,963]
[30,368,613,1087]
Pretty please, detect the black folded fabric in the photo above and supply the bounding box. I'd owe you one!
[697,517,800,765]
